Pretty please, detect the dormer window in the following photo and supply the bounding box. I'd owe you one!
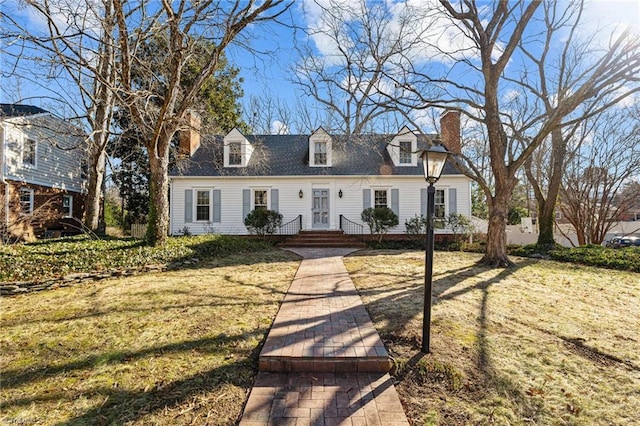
[388,126,417,166]
[314,141,327,165]
[399,141,412,164]
[309,127,332,167]
[223,128,253,167]
[229,142,242,165]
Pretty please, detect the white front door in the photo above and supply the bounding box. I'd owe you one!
[312,189,330,228]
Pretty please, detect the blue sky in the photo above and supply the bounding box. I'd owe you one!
[2,0,639,134]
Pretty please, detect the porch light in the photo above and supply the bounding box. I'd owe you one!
[419,144,450,354]
[299,189,303,198]
[338,189,343,198]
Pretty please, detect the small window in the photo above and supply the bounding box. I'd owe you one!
[254,190,268,211]
[399,141,412,164]
[19,188,34,214]
[314,141,327,165]
[62,195,73,217]
[196,190,210,221]
[229,142,242,165]
[374,190,388,209]
[23,138,37,167]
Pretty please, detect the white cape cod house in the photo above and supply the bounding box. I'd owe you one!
[169,112,471,237]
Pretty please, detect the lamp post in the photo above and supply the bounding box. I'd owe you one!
[419,144,450,353]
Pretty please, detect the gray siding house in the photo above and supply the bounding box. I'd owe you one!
[1,104,87,240]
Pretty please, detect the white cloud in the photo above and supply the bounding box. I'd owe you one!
[271,120,290,135]
[299,0,500,68]
[580,0,640,46]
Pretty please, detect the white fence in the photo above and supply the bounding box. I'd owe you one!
[130,223,147,239]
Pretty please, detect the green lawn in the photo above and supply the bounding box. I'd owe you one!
[344,250,640,426]
[2,241,639,425]
[1,250,300,425]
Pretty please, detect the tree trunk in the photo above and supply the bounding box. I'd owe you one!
[534,129,566,247]
[481,178,515,267]
[84,142,106,231]
[146,145,170,245]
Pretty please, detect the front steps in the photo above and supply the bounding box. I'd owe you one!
[279,230,366,248]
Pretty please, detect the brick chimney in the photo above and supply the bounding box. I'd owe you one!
[440,110,461,154]
[179,110,201,157]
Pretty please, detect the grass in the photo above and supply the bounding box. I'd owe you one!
[0,250,300,425]
[343,250,640,426]
[0,235,274,282]
[3,239,639,425]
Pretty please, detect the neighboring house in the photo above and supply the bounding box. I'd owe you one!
[169,111,472,238]
[1,104,87,241]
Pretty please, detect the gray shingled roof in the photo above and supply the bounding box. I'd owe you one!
[171,133,462,177]
[0,104,49,117]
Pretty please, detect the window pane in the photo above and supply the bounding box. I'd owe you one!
[229,142,242,165]
[374,190,387,208]
[314,142,327,165]
[63,195,72,216]
[254,190,268,210]
[196,190,210,221]
[23,139,36,166]
[435,189,445,218]
[399,141,411,164]
[197,206,209,221]
[19,189,32,213]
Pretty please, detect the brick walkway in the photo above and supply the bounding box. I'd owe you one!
[239,248,410,426]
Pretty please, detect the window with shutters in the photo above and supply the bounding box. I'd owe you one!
[254,190,268,211]
[196,190,210,221]
[374,190,388,209]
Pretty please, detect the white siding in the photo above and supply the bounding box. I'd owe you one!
[2,114,86,193]
[170,175,471,236]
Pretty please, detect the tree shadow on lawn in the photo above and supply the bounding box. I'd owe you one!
[2,330,266,425]
[2,275,292,329]
[351,255,544,414]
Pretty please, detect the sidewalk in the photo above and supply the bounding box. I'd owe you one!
[239,248,410,425]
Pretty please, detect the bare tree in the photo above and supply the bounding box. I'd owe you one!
[560,108,640,245]
[111,0,290,244]
[292,0,431,135]
[2,0,117,232]
[515,1,640,247]
[381,0,640,266]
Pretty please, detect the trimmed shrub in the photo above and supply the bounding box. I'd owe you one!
[362,207,399,243]
[244,209,283,240]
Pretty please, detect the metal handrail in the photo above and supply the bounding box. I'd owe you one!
[278,214,302,235]
[339,214,364,237]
